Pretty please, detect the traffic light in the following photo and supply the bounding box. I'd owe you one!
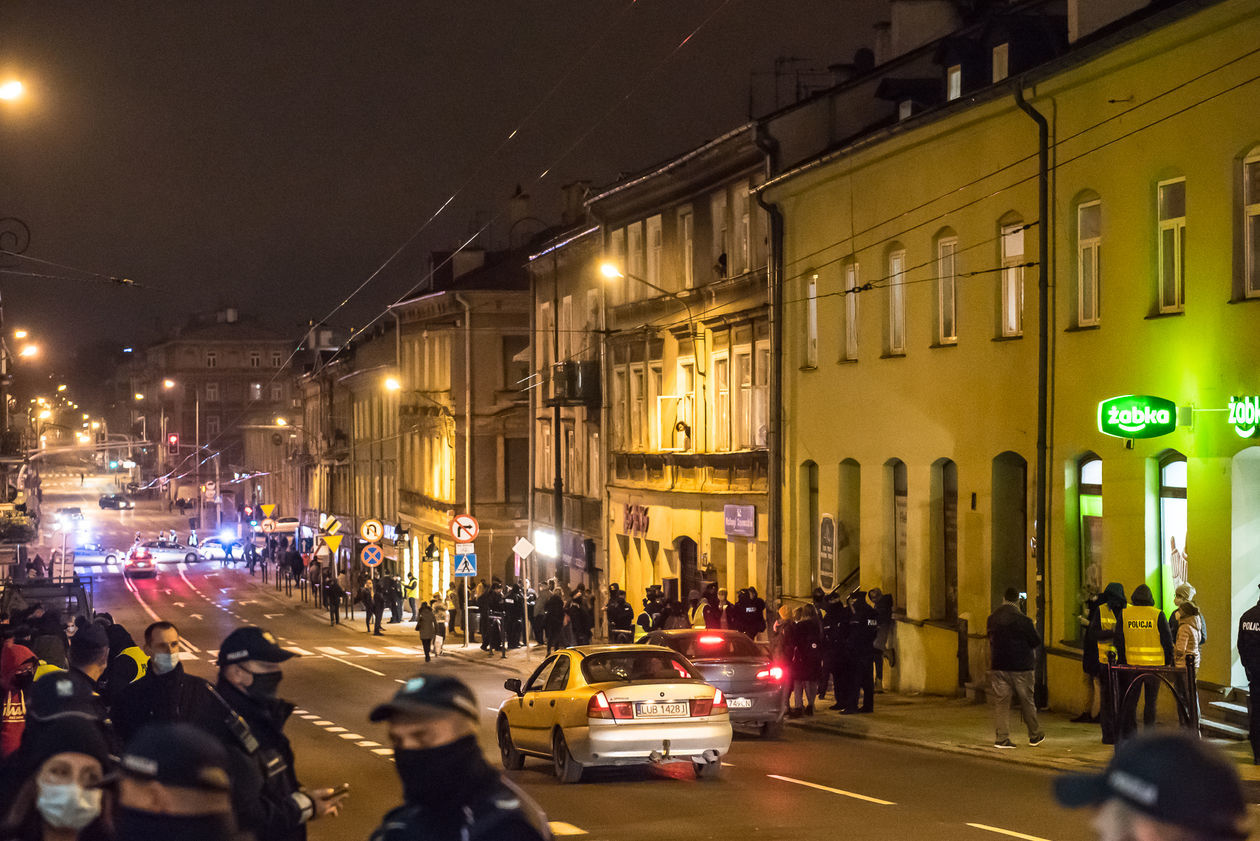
[167,432,179,455]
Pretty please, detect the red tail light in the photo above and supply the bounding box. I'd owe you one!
[712,688,727,714]
[588,692,635,720]
[756,665,785,682]
[699,635,725,645]
[692,688,727,717]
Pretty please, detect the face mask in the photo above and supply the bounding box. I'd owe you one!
[36,781,102,830]
[116,808,234,841]
[246,670,283,700]
[394,734,489,807]
[151,652,179,675]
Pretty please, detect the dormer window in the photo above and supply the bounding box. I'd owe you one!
[992,43,1009,82]
[947,65,962,101]
[899,100,914,120]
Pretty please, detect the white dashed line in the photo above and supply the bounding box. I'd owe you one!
[371,748,394,756]
[965,824,1051,841]
[338,733,364,740]
[767,774,895,805]
[287,647,314,656]
[301,715,320,720]
[177,652,199,661]
[325,727,347,733]
[315,647,348,656]
[313,720,333,726]
[387,646,419,655]
[349,646,379,655]
[356,741,380,747]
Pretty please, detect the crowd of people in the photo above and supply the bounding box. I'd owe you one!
[0,604,551,841]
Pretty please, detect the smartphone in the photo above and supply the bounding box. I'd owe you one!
[329,783,351,797]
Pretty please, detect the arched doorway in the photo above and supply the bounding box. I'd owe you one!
[992,452,1028,610]
[931,458,958,621]
[886,459,908,610]
[1231,448,1260,686]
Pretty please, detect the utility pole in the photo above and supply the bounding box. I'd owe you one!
[551,254,564,583]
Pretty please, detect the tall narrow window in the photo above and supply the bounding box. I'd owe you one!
[205,382,220,402]
[678,208,695,289]
[1159,454,1189,608]
[648,363,662,450]
[538,421,552,487]
[538,303,553,368]
[735,350,752,448]
[1077,201,1102,326]
[271,351,283,368]
[612,369,627,451]
[753,342,769,447]
[1158,179,1186,313]
[249,382,262,401]
[805,275,818,367]
[627,222,644,300]
[714,353,730,451]
[711,190,729,275]
[992,43,1009,82]
[734,182,750,275]
[937,237,958,344]
[270,383,282,402]
[888,250,907,354]
[1078,456,1104,612]
[946,65,962,101]
[645,214,662,292]
[608,228,626,305]
[205,351,217,369]
[206,415,221,436]
[1246,153,1260,297]
[678,359,696,450]
[1001,223,1025,337]
[249,351,261,368]
[587,429,600,493]
[843,262,859,360]
[629,365,645,449]
[560,295,573,360]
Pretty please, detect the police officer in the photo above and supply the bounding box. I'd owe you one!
[103,623,150,710]
[1236,585,1260,763]
[115,722,237,841]
[503,584,522,649]
[114,621,216,744]
[1092,582,1128,745]
[606,585,635,643]
[485,582,507,658]
[368,674,551,841]
[186,626,348,840]
[1120,584,1173,740]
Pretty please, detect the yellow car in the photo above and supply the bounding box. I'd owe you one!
[497,644,732,783]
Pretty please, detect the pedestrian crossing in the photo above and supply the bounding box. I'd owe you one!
[172,642,437,664]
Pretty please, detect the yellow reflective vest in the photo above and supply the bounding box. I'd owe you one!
[115,646,150,683]
[1124,606,1165,666]
[1098,611,1120,665]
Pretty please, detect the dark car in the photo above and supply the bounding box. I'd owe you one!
[643,628,787,737]
[98,494,135,510]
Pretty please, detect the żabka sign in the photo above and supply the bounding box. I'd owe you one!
[1097,395,1177,439]
[1230,396,1259,439]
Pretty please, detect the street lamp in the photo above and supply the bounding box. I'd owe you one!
[0,81,24,101]
[13,329,26,340]
[18,345,36,358]
[599,261,699,337]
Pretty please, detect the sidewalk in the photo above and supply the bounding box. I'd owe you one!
[256,575,1260,780]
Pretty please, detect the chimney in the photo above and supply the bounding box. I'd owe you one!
[561,181,591,227]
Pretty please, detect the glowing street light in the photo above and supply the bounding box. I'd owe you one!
[599,262,624,280]
[0,80,24,101]
[274,417,288,426]
[18,345,37,358]
[56,384,66,392]
[163,379,176,389]
[13,329,27,340]
[82,413,89,420]
[384,376,401,392]
[37,409,50,420]
[134,392,144,401]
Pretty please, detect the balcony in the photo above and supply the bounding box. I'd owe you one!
[611,449,767,493]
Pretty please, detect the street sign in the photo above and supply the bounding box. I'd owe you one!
[261,504,276,519]
[359,519,384,542]
[455,542,474,555]
[360,543,384,568]
[449,514,479,542]
[512,537,534,558]
[260,518,277,533]
[322,534,344,555]
[453,554,477,577]
[325,517,342,535]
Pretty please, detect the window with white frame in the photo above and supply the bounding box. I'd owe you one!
[271,351,283,367]
[627,222,645,299]
[992,43,1009,82]
[648,363,662,450]
[711,190,729,275]
[888,250,907,354]
[676,359,696,450]
[947,65,962,101]
[734,182,750,275]
[805,275,818,367]
[612,369,627,450]
[630,364,645,449]
[560,295,573,360]
[205,382,220,402]
[843,262,859,360]
[270,383,282,402]
[564,424,577,495]
[645,215,662,292]
[1158,178,1186,313]
[1246,152,1260,297]
[538,302,553,368]
[734,349,753,448]
[206,415,220,436]
[1077,200,1102,326]
[205,351,217,368]
[538,420,552,487]
[608,228,626,305]
[754,342,769,447]
[1001,222,1025,336]
[713,353,730,451]
[249,382,262,401]
[249,351,261,368]
[937,236,958,344]
[587,429,600,493]
[678,208,695,289]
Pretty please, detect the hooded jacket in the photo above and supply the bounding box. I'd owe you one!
[1091,582,1128,665]
[1128,584,1174,666]
[0,644,38,758]
[987,602,1041,671]
[1173,601,1203,668]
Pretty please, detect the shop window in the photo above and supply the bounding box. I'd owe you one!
[1078,455,1104,606]
[1158,452,1188,610]
[931,458,958,621]
[1157,179,1186,313]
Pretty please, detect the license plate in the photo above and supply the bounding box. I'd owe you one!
[635,701,688,718]
[728,697,753,709]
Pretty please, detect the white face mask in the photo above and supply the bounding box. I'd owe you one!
[36,781,102,830]
[151,652,178,675]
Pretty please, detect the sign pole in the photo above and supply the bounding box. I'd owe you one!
[464,577,470,649]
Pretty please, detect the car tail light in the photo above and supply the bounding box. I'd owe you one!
[689,697,713,716]
[756,665,785,681]
[587,692,634,720]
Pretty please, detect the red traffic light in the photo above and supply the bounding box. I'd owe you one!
[166,432,179,454]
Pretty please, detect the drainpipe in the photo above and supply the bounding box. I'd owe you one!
[1015,82,1050,709]
[454,294,474,520]
[753,123,784,614]
[389,310,402,578]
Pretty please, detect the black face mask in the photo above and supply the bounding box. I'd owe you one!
[246,670,283,700]
[116,808,234,841]
[395,734,491,808]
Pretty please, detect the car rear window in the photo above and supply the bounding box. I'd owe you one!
[661,633,763,659]
[581,651,698,684]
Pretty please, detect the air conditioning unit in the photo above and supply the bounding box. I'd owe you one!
[575,361,600,405]
[550,363,577,402]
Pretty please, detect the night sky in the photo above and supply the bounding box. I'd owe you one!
[0,1,882,389]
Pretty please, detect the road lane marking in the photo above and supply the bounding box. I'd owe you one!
[549,822,588,836]
[182,639,201,653]
[313,720,333,726]
[349,646,379,655]
[338,733,363,740]
[177,652,199,661]
[371,748,394,755]
[315,647,348,656]
[766,774,895,805]
[387,646,418,655]
[356,741,380,747]
[966,824,1052,841]
[301,715,320,720]
[319,652,385,676]
[287,647,314,656]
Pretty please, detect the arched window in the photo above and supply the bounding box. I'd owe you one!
[886,458,908,609]
[934,229,958,346]
[998,213,1025,337]
[1158,452,1188,609]
[886,246,907,355]
[1079,455,1103,597]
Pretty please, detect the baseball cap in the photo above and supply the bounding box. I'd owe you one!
[70,622,109,654]
[121,723,231,791]
[1054,733,1249,839]
[27,671,100,722]
[216,627,298,666]
[369,674,479,722]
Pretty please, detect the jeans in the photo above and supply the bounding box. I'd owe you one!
[990,669,1042,741]
[792,680,817,709]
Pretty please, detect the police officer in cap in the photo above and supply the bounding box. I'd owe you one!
[115,722,239,841]
[1236,583,1260,764]
[186,626,347,841]
[1054,731,1249,841]
[368,674,550,841]
[606,584,634,644]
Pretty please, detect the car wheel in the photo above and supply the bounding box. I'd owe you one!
[185,552,197,563]
[105,555,116,564]
[693,757,723,780]
[552,729,583,784]
[498,717,524,770]
[760,719,783,739]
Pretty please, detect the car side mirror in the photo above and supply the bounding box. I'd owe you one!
[504,678,523,696]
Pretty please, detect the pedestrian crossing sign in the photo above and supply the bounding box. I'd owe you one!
[453,554,477,577]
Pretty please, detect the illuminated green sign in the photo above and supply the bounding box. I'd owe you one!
[1097,395,1176,439]
[1230,396,1259,439]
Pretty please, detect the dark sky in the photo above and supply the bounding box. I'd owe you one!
[0,1,883,385]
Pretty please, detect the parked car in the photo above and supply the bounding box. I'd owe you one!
[497,644,731,783]
[198,538,240,560]
[124,546,156,578]
[139,540,203,563]
[98,494,135,510]
[643,628,787,737]
[70,542,124,565]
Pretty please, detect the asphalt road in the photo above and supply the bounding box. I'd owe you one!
[42,473,1094,841]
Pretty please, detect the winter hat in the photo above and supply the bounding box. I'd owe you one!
[1173,583,1196,605]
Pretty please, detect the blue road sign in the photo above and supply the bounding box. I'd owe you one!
[453,553,477,577]
[360,543,383,568]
